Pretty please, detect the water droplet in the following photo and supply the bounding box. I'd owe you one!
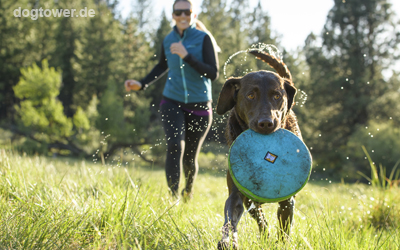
[223,43,282,79]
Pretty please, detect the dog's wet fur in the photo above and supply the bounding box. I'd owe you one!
[216,50,303,249]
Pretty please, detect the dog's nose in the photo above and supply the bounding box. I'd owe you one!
[258,118,274,129]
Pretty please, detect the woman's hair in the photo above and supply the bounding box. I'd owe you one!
[195,19,221,53]
[173,0,193,10]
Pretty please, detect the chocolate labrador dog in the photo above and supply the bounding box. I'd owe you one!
[216,50,303,249]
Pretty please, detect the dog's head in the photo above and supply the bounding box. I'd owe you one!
[216,70,297,135]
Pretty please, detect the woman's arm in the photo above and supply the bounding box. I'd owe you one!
[139,44,169,90]
[183,35,219,81]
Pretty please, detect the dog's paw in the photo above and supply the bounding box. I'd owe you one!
[259,227,271,238]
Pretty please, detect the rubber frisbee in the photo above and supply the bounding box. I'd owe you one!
[228,129,312,203]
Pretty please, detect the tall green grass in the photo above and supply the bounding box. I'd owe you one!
[358,145,400,190]
[356,146,400,230]
[0,149,399,249]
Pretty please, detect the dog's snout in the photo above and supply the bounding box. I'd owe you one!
[258,118,274,129]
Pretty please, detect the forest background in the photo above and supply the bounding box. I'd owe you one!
[1,0,400,182]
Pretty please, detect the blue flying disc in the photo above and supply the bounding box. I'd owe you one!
[228,129,312,203]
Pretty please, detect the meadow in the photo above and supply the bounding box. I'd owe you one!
[0,149,399,249]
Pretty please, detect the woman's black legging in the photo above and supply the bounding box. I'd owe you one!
[160,99,212,196]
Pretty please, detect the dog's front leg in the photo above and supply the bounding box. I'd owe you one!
[277,196,295,241]
[244,198,269,235]
[218,189,244,249]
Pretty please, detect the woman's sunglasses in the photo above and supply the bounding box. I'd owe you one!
[173,9,192,16]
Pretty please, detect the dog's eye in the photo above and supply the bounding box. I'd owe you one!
[247,93,255,100]
[274,94,281,100]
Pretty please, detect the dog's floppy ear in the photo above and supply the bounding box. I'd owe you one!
[284,79,297,111]
[216,77,241,115]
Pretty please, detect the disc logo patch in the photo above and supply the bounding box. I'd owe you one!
[264,152,278,163]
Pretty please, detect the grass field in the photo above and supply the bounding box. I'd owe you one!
[0,149,399,249]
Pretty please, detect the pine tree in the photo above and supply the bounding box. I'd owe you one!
[75,1,124,106]
[303,0,400,174]
[51,0,83,117]
[0,0,57,120]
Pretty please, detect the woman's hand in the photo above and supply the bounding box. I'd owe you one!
[170,41,188,59]
[124,80,142,91]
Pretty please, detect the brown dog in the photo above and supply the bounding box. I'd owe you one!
[216,50,303,249]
